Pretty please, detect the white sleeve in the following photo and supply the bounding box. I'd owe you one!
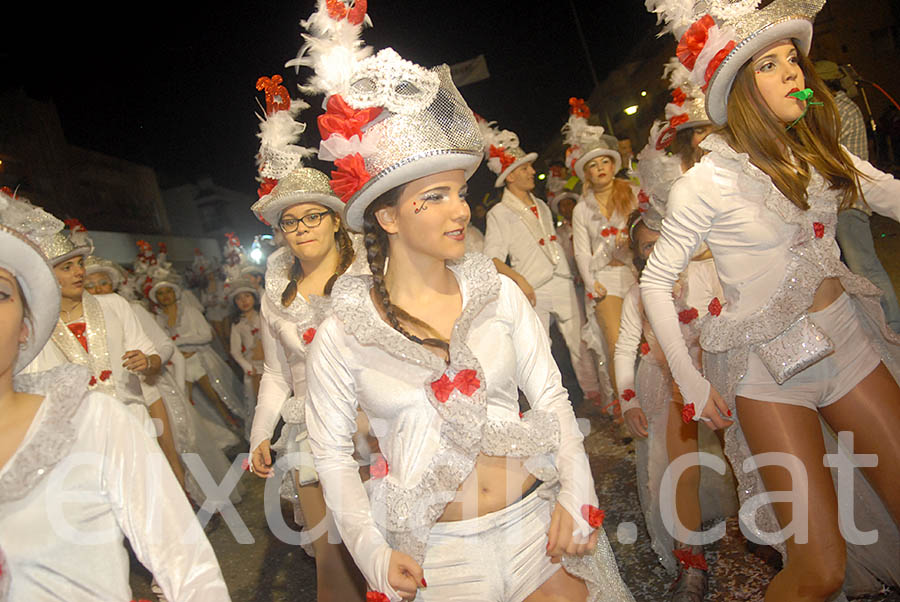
[250,301,294,453]
[572,204,593,287]
[131,303,174,365]
[482,207,509,263]
[99,395,230,601]
[500,276,598,539]
[176,306,214,346]
[230,324,253,374]
[305,321,397,598]
[640,171,715,417]
[614,285,643,414]
[850,151,900,223]
[114,295,158,359]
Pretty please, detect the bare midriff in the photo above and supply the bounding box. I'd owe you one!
[809,277,844,313]
[437,454,537,522]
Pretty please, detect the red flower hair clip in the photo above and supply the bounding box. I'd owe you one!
[327,0,367,25]
[330,153,371,203]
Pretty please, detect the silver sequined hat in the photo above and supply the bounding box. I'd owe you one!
[288,0,483,232]
[477,119,538,188]
[225,276,260,304]
[39,217,93,266]
[561,98,621,180]
[0,190,63,373]
[646,0,825,125]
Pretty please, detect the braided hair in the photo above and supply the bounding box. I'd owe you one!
[281,213,355,307]
[363,187,450,355]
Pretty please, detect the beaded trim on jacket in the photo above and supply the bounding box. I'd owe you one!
[330,252,563,563]
[0,364,91,504]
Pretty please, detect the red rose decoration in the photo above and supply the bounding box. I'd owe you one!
[640,342,651,355]
[539,238,546,246]
[676,15,715,71]
[489,145,515,171]
[347,0,368,25]
[430,374,455,403]
[813,222,825,239]
[601,228,610,237]
[708,297,722,317]
[99,370,112,382]
[330,153,371,203]
[550,235,557,242]
[682,403,696,423]
[671,87,687,107]
[622,389,636,402]
[366,593,390,602]
[569,97,591,119]
[674,547,709,571]
[318,94,383,141]
[370,455,389,479]
[89,376,97,387]
[703,40,737,89]
[453,369,481,396]
[581,504,605,528]
[637,190,649,205]
[609,227,619,235]
[302,328,317,345]
[678,307,699,324]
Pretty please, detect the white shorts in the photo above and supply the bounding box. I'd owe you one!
[737,293,882,409]
[415,490,560,602]
[593,265,636,299]
[184,353,207,382]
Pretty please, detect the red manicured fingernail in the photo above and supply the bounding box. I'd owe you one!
[421,578,427,587]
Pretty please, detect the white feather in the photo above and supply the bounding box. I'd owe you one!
[561,114,605,149]
[645,0,700,38]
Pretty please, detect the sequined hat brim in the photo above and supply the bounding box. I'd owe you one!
[705,18,813,125]
[574,148,622,181]
[49,245,92,267]
[494,152,538,188]
[343,150,483,232]
[0,226,61,374]
[252,192,346,230]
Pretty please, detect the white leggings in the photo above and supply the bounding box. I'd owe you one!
[737,293,882,409]
[415,490,560,602]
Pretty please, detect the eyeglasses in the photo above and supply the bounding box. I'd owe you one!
[279,211,332,233]
[84,279,111,290]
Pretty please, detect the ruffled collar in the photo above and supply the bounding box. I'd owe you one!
[0,364,90,504]
[263,246,326,323]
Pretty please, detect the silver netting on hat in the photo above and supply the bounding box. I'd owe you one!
[40,232,77,261]
[345,48,440,115]
[259,145,310,181]
[359,65,483,179]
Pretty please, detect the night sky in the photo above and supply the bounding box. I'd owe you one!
[4,1,657,195]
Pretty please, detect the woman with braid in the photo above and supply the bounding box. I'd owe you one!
[246,104,366,596]
[295,3,633,601]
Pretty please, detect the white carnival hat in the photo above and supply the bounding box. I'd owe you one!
[225,276,260,304]
[476,118,538,188]
[144,262,183,305]
[39,217,93,266]
[0,190,64,373]
[654,57,713,149]
[646,0,826,126]
[561,97,621,180]
[251,75,345,228]
[635,120,685,232]
[288,0,484,232]
[84,255,127,290]
[545,164,578,216]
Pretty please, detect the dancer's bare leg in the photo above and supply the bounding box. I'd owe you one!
[594,295,625,413]
[197,374,241,429]
[666,387,702,540]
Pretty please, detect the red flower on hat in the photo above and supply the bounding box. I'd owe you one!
[366,593,390,602]
[257,178,277,199]
[677,15,715,71]
[682,403,696,423]
[327,0,348,19]
[347,0,368,25]
[256,75,291,115]
[302,328,317,345]
[674,547,708,571]
[370,455,389,479]
[318,95,383,142]
[330,153,371,203]
[640,342,651,355]
[489,145,515,171]
[670,113,690,128]
[671,87,687,107]
[703,40,737,90]
[99,370,112,382]
[63,218,87,232]
[581,504,605,528]
[622,389,636,402]
[708,297,722,317]
[0,186,15,197]
[813,222,825,238]
[678,307,699,324]
[569,97,591,119]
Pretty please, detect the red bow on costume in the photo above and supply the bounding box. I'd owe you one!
[671,87,687,107]
[302,328,317,345]
[330,154,371,203]
[318,95,383,141]
[676,15,715,71]
[489,145,515,171]
[708,297,722,317]
[370,455,389,479]
[622,389,636,402]
[257,178,277,199]
[256,75,291,115]
[674,547,708,571]
[430,369,481,403]
[569,97,591,119]
[327,0,368,25]
[678,307,699,324]
[67,322,88,352]
[813,222,825,239]
[601,227,619,237]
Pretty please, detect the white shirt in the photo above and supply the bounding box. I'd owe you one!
[1,364,229,601]
[305,253,596,597]
[572,190,635,288]
[25,292,158,407]
[640,134,900,413]
[156,302,215,353]
[483,189,570,289]
[230,312,262,376]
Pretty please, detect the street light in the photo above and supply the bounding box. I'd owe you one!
[640,90,647,97]
[624,105,639,116]
[537,173,546,181]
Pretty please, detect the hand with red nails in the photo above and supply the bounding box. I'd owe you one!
[387,550,425,600]
[545,503,599,564]
[697,387,733,430]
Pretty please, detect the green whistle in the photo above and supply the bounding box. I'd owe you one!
[788,88,815,101]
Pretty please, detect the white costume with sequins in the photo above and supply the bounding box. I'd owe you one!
[306,253,633,602]
[0,364,229,601]
[230,311,263,406]
[615,260,737,572]
[641,134,900,593]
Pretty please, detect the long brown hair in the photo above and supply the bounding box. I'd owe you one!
[725,44,865,211]
[362,187,450,354]
[281,212,355,306]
